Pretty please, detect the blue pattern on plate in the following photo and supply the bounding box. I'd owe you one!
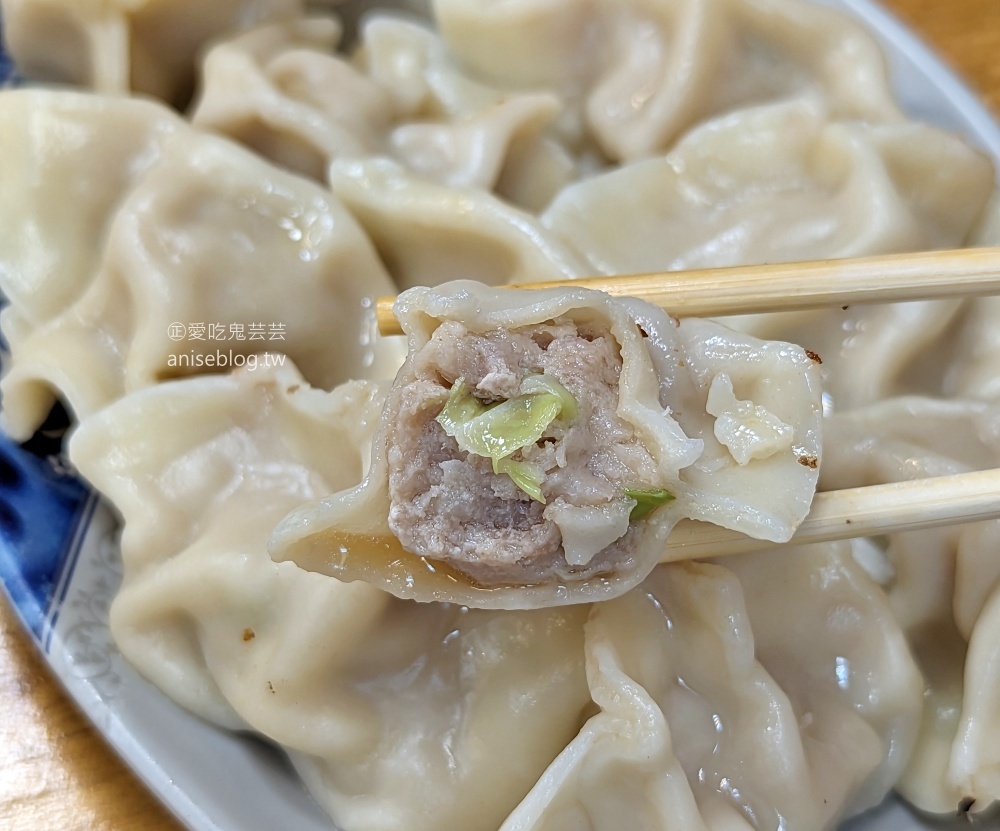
[0,14,16,87]
[0,13,86,641]
[0,434,93,640]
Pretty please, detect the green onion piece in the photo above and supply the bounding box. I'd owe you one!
[436,378,488,430]
[519,374,579,422]
[623,487,675,521]
[496,458,547,504]
[435,374,577,501]
[459,393,564,465]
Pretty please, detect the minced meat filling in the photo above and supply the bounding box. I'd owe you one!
[387,318,661,585]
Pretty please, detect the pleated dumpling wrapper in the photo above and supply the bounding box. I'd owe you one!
[269,282,823,608]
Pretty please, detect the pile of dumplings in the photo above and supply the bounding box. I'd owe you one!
[2,0,999,829]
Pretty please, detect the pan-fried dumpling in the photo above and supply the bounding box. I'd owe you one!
[2,0,303,104]
[0,90,405,441]
[68,362,594,831]
[503,549,922,831]
[269,281,822,609]
[433,0,901,161]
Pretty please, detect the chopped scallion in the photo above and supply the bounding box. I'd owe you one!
[436,374,577,502]
[623,487,675,521]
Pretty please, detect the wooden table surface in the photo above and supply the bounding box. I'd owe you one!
[3,2,1000,829]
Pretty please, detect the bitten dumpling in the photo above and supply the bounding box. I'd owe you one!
[269,282,823,608]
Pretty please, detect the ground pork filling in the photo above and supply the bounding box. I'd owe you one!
[387,318,663,586]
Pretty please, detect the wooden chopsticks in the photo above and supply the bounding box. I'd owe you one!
[661,468,1000,561]
[376,246,1000,337]
[373,246,1000,554]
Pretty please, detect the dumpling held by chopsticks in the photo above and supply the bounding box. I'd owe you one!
[269,282,823,608]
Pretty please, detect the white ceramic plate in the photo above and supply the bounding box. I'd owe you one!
[1,2,998,829]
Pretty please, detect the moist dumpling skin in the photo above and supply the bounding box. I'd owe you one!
[389,319,655,584]
[270,281,823,610]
